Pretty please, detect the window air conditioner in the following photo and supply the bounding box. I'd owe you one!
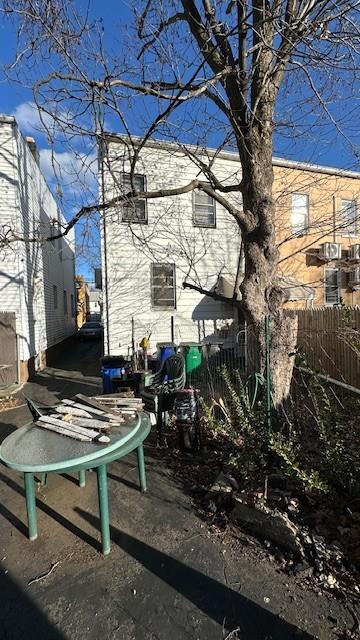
[349,267,360,286]
[320,242,341,261]
[350,244,360,261]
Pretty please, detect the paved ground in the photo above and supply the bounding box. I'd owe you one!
[0,339,354,640]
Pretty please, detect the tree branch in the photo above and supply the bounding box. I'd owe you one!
[182,279,243,308]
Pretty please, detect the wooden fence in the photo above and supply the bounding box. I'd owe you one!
[291,307,360,390]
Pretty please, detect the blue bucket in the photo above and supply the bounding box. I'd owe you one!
[101,356,127,393]
[157,343,177,371]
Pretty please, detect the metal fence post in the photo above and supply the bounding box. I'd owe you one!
[265,315,272,433]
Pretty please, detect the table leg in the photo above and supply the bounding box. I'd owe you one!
[78,470,86,487]
[40,473,48,487]
[24,472,37,541]
[137,445,147,492]
[97,464,110,555]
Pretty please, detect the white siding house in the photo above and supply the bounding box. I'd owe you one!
[100,138,242,356]
[89,289,102,317]
[0,115,76,382]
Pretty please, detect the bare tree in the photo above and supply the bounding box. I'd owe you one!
[1,0,359,405]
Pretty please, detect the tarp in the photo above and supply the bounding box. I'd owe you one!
[214,273,315,302]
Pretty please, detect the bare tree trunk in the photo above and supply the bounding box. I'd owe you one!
[239,136,297,407]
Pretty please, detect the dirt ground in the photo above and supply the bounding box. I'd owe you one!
[0,338,357,640]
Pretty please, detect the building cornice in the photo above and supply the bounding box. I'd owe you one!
[102,132,360,180]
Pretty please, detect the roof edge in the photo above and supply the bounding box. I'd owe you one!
[102,132,360,180]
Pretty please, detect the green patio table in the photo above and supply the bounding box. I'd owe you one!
[0,412,151,555]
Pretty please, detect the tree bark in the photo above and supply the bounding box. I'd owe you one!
[238,127,297,408]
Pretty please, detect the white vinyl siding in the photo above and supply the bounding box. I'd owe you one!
[121,173,147,223]
[291,193,309,234]
[193,189,216,227]
[101,142,242,354]
[340,199,357,235]
[0,117,76,368]
[53,285,58,309]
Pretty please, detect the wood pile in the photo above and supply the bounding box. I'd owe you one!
[35,391,144,443]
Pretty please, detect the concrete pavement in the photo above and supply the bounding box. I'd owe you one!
[0,339,353,639]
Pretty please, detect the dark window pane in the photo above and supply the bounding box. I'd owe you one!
[193,188,216,227]
[151,264,176,308]
[121,173,147,223]
[122,200,146,222]
[325,270,340,305]
[341,199,356,234]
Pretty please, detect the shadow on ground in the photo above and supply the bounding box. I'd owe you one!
[20,338,103,409]
[0,567,66,640]
[0,337,353,640]
[77,508,315,640]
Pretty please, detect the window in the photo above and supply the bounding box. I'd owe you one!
[325,268,340,306]
[291,193,309,234]
[53,285,58,309]
[121,173,147,223]
[193,189,216,227]
[341,199,357,235]
[151,264,176,308]
[63,290,68,315]
[71,293,75,317]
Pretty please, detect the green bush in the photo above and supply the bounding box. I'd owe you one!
[200,364,360,499]
[199,365,270,480]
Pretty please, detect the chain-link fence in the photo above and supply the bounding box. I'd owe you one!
[191,307,360,497]
[188,327,246,402]
[190,307,360,412]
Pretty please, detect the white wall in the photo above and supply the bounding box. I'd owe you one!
[0,119,23,338]
[89,290,101,315]
[0,116,76,369]
[101,141,242,355]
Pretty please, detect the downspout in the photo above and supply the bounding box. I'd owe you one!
[13,121,23,382]
[99,135,110,354]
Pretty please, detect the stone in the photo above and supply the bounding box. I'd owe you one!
[326,574,337,588]
[232,497,304,556]
[203,471,238,512]
[211,472,233,493]
[288,498,300,513]
[225,473,239,491]
[294,562,314,578]
[314,559,324,573]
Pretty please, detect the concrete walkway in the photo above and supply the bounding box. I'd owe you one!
[0,340,352,639]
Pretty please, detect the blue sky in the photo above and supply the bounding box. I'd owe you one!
[0,2,359,280]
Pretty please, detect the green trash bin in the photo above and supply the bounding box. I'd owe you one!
[180,343,203,379]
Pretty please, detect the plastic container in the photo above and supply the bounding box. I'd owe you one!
[202,342,222,359]
[180,343,203,375]
[111,373,142,395]
[156,343,177,370]
[100,355,128,394]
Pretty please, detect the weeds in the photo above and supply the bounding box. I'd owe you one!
[278,372,360,496]
[200,365,269,481]
[200,364,360,499]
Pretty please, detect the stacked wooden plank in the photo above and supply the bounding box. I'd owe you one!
[34,392,144,443]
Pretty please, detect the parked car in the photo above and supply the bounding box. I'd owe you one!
[78,321,103,340]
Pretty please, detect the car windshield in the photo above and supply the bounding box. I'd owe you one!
[83,322,100,329]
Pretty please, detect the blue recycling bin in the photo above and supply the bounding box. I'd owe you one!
[156,343,177,371]
[100,355,128,393]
